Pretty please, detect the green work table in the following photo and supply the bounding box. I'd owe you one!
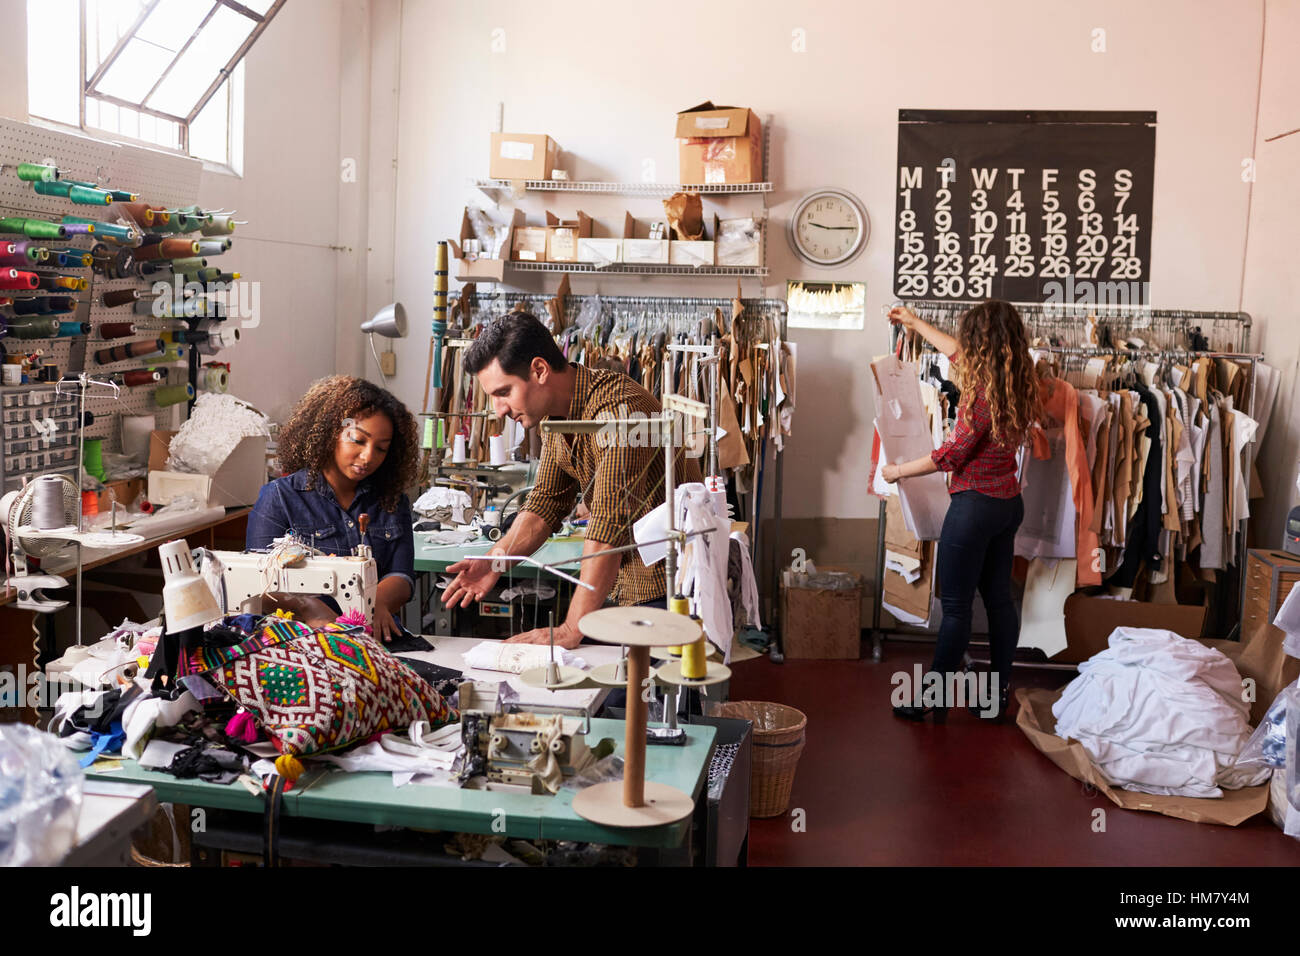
[84,719,717,853]
[414,533,585,577]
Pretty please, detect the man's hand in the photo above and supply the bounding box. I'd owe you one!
[882,463,901,484]
[506,621,582,649]
[372,605,403,643]
[442,557,503,608]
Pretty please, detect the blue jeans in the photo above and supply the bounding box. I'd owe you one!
[931,491,1024,689]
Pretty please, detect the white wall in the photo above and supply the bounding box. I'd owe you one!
[1242,0,1300,546]
[195,0,356,423]
[381,0,1271,532]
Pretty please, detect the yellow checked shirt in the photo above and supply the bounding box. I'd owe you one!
[522,363,703,605]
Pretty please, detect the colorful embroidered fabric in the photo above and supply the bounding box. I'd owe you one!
[200,619,455,757]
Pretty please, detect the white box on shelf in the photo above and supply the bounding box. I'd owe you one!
[576,237,622,266]
[622,239,669,264]
[668,240,715,267]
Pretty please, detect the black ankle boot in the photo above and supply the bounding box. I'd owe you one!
[892,703,948,723]
[969,683,1011,721]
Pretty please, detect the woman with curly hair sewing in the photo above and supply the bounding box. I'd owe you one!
[882,301,1042,722]
[246,375,419,642]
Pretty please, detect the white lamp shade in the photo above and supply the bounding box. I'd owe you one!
[159,539,221,633]
[361,302,406,338]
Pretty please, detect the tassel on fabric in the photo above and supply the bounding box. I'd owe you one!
[274,753,304,782]
[225,710,258,743]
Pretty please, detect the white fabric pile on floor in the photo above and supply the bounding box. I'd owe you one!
[1052,627,1271,798]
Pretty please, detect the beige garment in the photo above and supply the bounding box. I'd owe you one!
[1089,408,1111,537]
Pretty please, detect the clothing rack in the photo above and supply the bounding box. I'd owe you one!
[871,301,1255,667]
[439,291,789,649]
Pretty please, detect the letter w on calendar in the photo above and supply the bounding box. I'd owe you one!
[871,355,949,540]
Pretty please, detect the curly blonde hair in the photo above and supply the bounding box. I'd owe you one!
[277,376,418,511]
[954,301,1042,447]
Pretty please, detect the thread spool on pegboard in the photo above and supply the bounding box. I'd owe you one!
[202,365,229,393]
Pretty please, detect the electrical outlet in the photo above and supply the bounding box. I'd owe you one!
[379,351,397,376]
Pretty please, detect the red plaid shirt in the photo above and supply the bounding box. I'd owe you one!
[931,387,1022,498]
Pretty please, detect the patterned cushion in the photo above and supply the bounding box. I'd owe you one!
[200,619,455,758]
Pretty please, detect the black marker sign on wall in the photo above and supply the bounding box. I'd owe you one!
[893,110,1156,304]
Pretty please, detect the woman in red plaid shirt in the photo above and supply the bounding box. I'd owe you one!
[883,301,1042,722]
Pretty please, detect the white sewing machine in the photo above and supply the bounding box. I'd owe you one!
[212,547,378,628]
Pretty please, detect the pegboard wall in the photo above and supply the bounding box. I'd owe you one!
[0,116,244,492]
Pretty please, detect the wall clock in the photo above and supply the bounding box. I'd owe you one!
[788,188,869,267]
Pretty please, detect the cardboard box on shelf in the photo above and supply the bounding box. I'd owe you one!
[511,224,549,262]
[489,133,559,181]
[620,211,669,264]
[449,207,522,282]
[147,429,266,508]
[780,565,863,659]
[545,210,592,263]
[576,237,621,266]
[675,102,763,185]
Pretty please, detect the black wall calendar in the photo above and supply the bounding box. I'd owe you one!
[893,110,1156,304]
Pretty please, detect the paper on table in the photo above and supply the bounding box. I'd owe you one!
[138,739,188,769]
[462,642,587,674]
[870,355,949,540]
[1019,558,1076,658]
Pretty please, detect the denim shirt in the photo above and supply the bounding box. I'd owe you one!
[245,469,415,596]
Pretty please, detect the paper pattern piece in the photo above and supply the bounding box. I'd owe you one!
[1019,558,1075,657]
[870,355,949,540]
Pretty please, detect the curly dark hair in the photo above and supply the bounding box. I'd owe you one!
[954,300,1043,447]
[277,375,418,511]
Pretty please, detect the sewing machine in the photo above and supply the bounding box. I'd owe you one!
[212,547,378,627]
[458,681,600,794]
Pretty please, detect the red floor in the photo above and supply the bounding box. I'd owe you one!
[727,643,1300,866]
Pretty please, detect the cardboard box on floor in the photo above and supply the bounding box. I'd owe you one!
[780,565,863,659]
[1058,595,1207,664]
[147,429,266,508]
[675,102,763,184]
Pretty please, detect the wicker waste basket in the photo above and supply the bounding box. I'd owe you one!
[714,701,807,818]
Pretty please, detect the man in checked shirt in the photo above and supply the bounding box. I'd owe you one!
[442,312,702,648]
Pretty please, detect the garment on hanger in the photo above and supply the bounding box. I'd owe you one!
[1038,376,1100,587]
[1110,384,1163,589]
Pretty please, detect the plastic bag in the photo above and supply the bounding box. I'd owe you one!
[0,724,84,865]
[1234,684,1290,769]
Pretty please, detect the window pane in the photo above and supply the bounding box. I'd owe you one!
[146,5,252,117]
[139,112,156,142]
[136,0,217,49]
[94,37,176,103]
[118,105,139,139]
[27,0,80,125]
[96,99,120,133]
[188,76,228,164]
[86,0,148,75]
